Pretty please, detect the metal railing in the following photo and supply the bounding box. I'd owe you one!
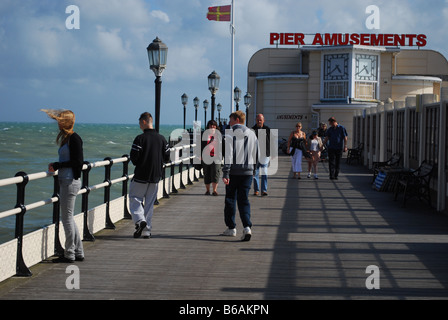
[0,143,199,277]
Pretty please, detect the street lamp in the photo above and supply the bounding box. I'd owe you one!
[203,99,209,130]
[193,97,200,122]
[244,92,252,126]
[234,86,242,111]
[146,37,168,133]
[181,93,188,130]
[217,103,222,124]
[208,71,220,122]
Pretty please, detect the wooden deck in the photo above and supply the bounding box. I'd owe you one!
[1,155,448,301]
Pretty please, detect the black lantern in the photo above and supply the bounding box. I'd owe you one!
[244,92,252,125]
[146,37,168,132]
[203,99,209,130]
[193,97,199,122]
[234,86,242,111]
[208,71,220,121]
[181,93,188,130]
[217,103,222,124]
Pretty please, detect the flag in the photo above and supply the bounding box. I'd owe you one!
[207,5,231,21]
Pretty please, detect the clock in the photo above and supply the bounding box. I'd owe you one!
[355,54,378,81]
[324,54,349,80]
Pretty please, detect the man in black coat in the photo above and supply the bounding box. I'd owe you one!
[252,114,270,196]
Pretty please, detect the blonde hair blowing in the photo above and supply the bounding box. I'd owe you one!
[41,109,75,146]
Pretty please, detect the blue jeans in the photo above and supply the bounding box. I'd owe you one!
[328,148,343,178]
[253,157,269,193]
[224,175,253,229]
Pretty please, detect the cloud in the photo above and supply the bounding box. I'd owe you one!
[23,18,66,67]
[151,10,170,23]
[72,0,153,27]
[96,26,132,61]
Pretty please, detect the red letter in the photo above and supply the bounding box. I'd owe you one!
[417,34,427,47]
[312,33,323,45]
[285,33,294,45]
[324,33,338,46]
[295,33,305,45]
[394,34,405,46]
[350,33,360,45]
[370,34,383,46]
[406,34,417,46]
[384,34,393,46]
[360,33,370,45]
[338,33,349,45]
[270,33,279,45]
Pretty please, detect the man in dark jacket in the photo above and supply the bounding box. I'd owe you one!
[322,117,348,180]
[252,114,270,196]
[129,112,170,238]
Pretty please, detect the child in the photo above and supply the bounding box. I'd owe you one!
[307,131,323,179]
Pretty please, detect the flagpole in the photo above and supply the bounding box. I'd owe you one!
[230,0,235,113]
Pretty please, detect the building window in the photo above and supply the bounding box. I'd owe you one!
[324,81,349,100]
[355,81,376,100]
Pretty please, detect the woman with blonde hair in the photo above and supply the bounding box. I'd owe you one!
[287,122,307,179]
[42,109,84,263]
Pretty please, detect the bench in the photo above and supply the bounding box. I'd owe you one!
[393,160,434,207]
[372,153,402,183]
[346,143,364,165]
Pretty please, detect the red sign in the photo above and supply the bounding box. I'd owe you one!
[270,33,427,47]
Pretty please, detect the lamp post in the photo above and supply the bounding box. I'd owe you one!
[234,86,242,111]
[203,99,209,130]
[217,103,222,124]
[244,92,252,126]
[193,97,199,122]
[208,71,220,122]
[181,93,188,130]
[146,37,168,133]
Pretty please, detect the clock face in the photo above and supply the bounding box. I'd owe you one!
[356,54,378,81]
[324,54,349,80]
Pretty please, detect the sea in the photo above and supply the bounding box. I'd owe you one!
[0,122,186,244]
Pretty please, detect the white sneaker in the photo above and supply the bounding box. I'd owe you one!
[307,173,311,178]
[221,228,236,237]
[142,230,151,239]
[241,227,252,242]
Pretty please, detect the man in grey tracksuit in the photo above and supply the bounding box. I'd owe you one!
[221,110,259,241]
[129,112,170,239]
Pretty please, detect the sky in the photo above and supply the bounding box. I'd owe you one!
[0,0,447,125]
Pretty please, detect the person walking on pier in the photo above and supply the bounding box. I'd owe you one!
[287,122,307,179]
[222,111,259,241]
[202,120,222,196]
[307,131,323,179]
[129,112,170,238]
[322,117,348,180]
[252,114,271,196]
[42,109,84,263]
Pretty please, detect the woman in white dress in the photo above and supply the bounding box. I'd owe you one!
[287,122,307,179]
